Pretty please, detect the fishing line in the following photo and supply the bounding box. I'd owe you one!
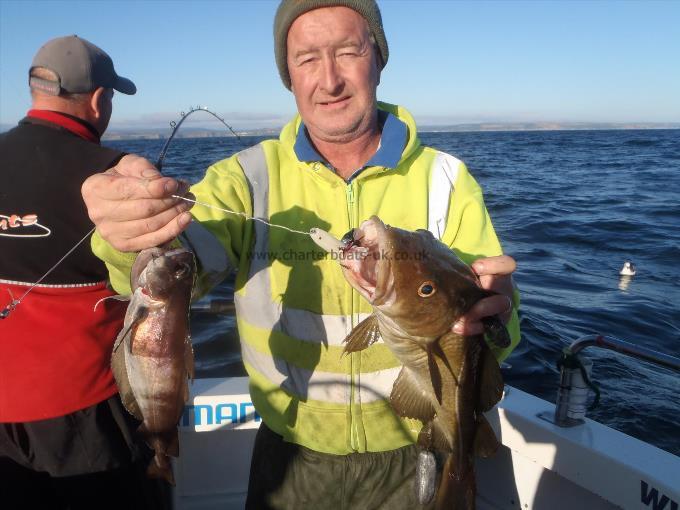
[171,195,312,236]
[1,107,239,319]
[0,227,95,318]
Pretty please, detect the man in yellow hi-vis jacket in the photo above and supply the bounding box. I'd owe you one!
[82,1,520,508]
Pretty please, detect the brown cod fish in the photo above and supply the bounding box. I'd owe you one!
[111,245,196,485]
[311,217,509,510]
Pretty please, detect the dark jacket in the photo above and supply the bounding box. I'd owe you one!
[0,115,123,283]
[0,114,128,422]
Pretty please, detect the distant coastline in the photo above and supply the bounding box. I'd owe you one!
[1,122,677,140]
[99,122,680,141]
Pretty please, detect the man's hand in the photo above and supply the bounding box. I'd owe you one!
[81,154,194,252]
[453,255,517,336]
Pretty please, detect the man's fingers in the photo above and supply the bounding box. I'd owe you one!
[452,317,484,336]
[91,194,192,223]
[113,156,192,198]
[467,294,512,323]
[472,255,516,277]
[93,172,179,201]
[472,254,517,321]
[103,212,193,252]
[81,153,198,252]
[112,154,161,179]
[99,201,192,238]
[452,294,513,336]
[478,274,515,301]
[86,154,182,201]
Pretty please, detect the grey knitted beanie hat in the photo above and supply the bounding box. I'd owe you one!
[274,0,389,90]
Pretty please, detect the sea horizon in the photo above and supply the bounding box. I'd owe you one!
[96,123,680,142]
[2,120,679,141]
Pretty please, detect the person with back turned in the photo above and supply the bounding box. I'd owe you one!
[0,35,167,509]
[81,1,521,508]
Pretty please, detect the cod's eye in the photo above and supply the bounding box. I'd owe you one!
[418,281,436,297]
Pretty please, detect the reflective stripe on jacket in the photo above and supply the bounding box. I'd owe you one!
[93,102,520,454]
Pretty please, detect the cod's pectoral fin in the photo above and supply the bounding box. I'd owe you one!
[434,333,460,382]
[390,367,436,422]
[343,314,381,354]
[427,348,444,405]
[477,347,504,412]
[474,414,500,458]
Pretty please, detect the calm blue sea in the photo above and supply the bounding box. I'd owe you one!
[107,128,680,456]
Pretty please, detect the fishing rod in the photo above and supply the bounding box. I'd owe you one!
[156,106,240,170]
[1,107,239,319]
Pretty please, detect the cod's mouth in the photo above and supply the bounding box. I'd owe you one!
[339,216,393,305]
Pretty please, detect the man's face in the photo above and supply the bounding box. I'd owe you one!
[287,7,380,144]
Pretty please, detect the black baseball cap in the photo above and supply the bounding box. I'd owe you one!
[29,35,136,96]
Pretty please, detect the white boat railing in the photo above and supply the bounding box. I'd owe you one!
[554,334,680,428]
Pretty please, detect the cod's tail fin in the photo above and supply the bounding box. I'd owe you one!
[435,454,476,510]
[146,452,175,485]
[138,425,180,485]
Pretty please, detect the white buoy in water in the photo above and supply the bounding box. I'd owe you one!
[619,261,636,276]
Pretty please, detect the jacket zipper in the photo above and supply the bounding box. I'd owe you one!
[345,180,367,452]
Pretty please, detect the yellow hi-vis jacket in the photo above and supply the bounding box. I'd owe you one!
[93,102,520,455]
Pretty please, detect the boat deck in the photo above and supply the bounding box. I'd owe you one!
[172,378,679,510]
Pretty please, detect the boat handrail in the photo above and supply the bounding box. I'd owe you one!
[566,334,680,371]
[554,334,680,427]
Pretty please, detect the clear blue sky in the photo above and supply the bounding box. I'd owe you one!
[1,0,679,130]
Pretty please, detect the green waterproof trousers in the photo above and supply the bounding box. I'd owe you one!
[246,423,436,510]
